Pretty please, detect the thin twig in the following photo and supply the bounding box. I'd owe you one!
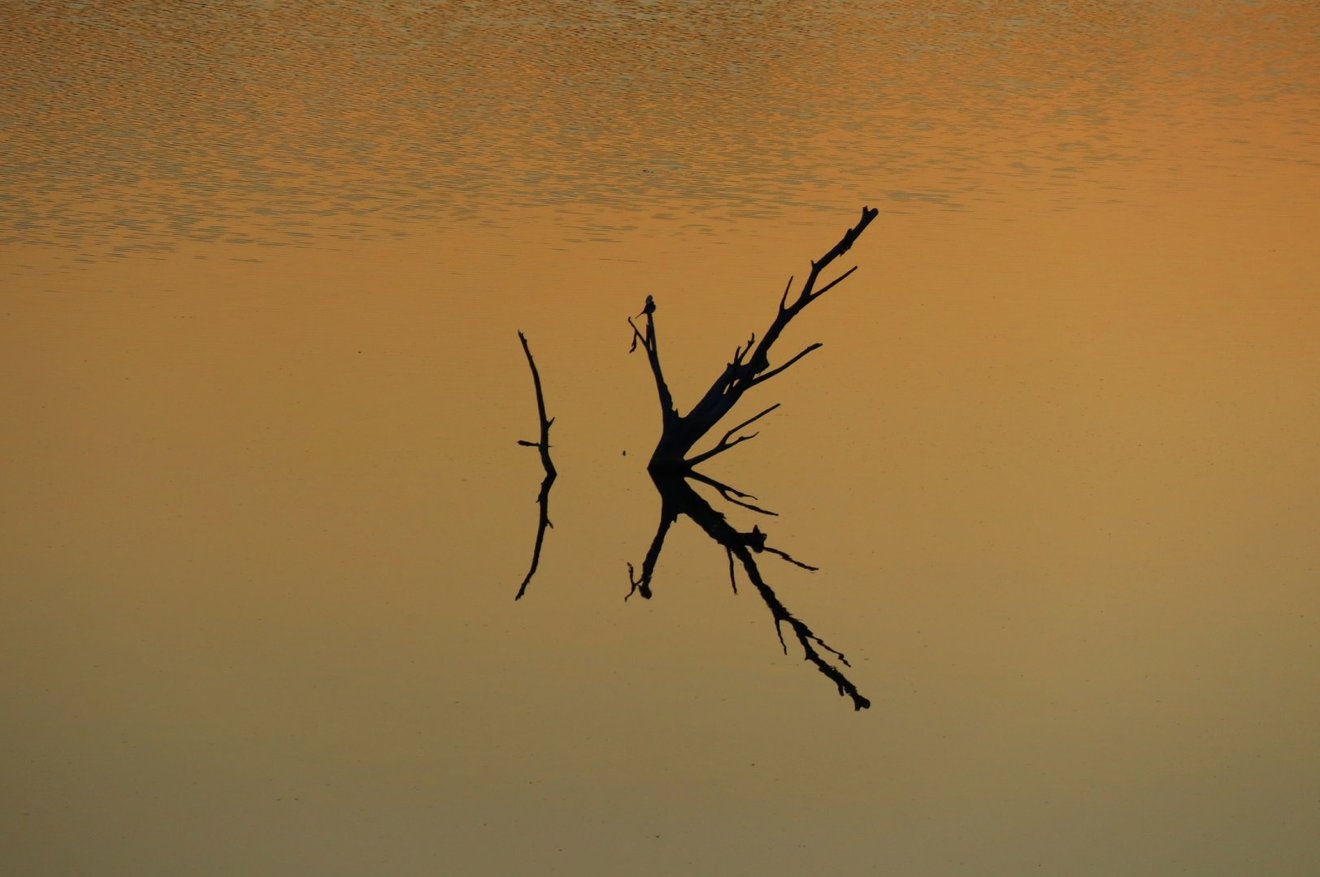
[686,469,778,516]
[685,403,781,467]
[514,331,558,600]
[748,343,823,387]
[760,545,818,572]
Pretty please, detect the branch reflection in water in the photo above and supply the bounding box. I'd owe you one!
[628,468,871,711]
[625,207,877,709]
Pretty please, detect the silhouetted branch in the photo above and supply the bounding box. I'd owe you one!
[617,209,877,707]
[685,403,781,468]
[629,471,870,710]
[748,343,822,387]
[626,498,677,601]
[517,331,556,476]
[515,331,558,600]
[628,295,679,431]
[515,472,555,601]
[635,206,878,471]
[731,538,869,710]
[760,544,818,572]
[685,469,777,516]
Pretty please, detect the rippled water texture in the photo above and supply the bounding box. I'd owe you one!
[3,2,1319,875]
[5,0,1314,252]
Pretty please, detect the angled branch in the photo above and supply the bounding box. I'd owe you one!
[686,468,778,516]
[634,206,879,472]
[777,275,794,311]
[748,343,822,387]
[743,562,868,710]
[629,471,870,710]
[745,207,877,374]
[807,264,860,304]
[685,403,781,467]
[760,544,818,572]
[626,505,676,601]
[730,333,757,368]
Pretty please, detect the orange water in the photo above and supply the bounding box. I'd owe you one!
[4,2,1318,874]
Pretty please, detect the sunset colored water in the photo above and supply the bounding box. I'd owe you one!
[4,2,1318,874]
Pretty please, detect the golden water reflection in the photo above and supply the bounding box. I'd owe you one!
[3,1,1319,875]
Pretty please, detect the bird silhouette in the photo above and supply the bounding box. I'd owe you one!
[638,294,655,317]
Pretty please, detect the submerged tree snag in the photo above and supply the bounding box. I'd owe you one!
[629,205,878,471]
[624,207,879,710]
[514,331,557,600]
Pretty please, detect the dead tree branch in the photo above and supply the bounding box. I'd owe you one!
[684,403,780,468]
[633,206,878,472]
[514,331,558,600]
[685,469,777,516]
[627,295,679,433]
[626,500,676,601]
[619,208,877,707]
[731,540,869,711]
[629,471,870,710]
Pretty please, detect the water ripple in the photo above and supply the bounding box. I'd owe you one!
[2,0,1315,254]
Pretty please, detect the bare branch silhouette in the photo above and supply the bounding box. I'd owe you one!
[512,209,877,708]
[685,469,777,516]
[621,207,878,709]
[631,471,871,710]
[685,403,780,468]
[514,331,557,600]
[633,206,878,471]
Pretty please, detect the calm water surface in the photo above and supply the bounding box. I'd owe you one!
[3,2,1319,874]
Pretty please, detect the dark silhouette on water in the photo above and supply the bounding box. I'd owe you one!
[622,208,879,709]
[511,207,877,708]
[628,467,870,710]
[628,206,878,473]
[514,331,557,600]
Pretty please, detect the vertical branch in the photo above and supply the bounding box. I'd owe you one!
[517,330,557,479]
[514,472,555,600]
[515,331,558,600]
[629,297,679,430]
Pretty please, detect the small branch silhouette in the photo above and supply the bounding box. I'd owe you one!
[514,331,557,600]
